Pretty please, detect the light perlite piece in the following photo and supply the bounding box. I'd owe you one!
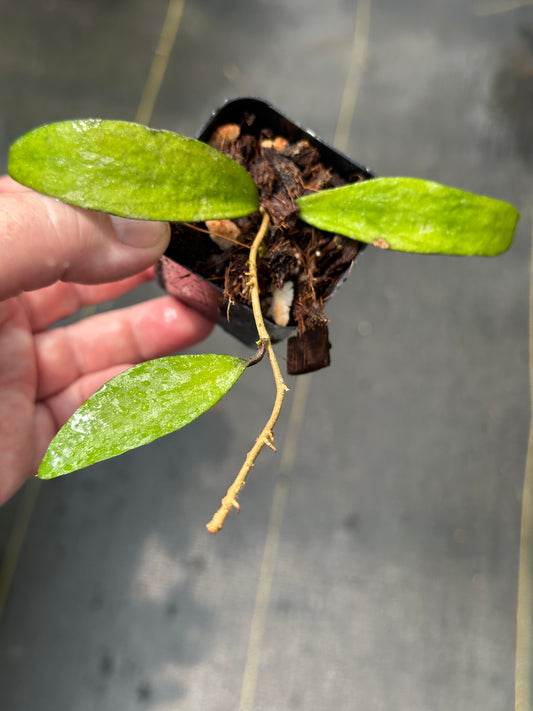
[208,123,241,151]
[206,219,242,251]
[268,281,294,327]
[261,136,289,151]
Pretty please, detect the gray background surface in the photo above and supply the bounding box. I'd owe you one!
[1,1,532,709]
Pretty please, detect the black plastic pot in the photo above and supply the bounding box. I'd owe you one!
[158,97,373,373]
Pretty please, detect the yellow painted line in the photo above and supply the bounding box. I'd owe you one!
[238,2,372,707]
[238,374,311,711]
[238,473,290,711]
[279,373,313,473]
[334,0,372,154]
[135,0,186,125]
[0,0,186,622]
[81,0,185,322]
[515,214,533,711]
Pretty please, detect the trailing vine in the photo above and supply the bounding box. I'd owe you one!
[206,208,289,533]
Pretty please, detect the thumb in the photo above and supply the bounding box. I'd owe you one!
[0,189,171,300]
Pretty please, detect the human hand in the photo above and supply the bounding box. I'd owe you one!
[0,175,214,504]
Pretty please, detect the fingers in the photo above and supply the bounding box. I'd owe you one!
[21,268,156,332]
[0,299,37,505]
[0,188,171,300]
[0,175,30,193]
[35,295,214,399]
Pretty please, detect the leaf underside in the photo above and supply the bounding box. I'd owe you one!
[38,354,247,479]
[9,119,259,221]
[297,177,519,256]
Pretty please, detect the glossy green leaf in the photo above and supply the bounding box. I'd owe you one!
[9,119,259,221]
[297,177,519,256]
[38,354,247,479]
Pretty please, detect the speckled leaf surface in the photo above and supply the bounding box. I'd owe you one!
[297,177,519,256]
[9,120,259,221]
[38,354,247,479]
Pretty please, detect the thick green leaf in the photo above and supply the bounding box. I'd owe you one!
[297,177,519,256]
[38,354,247,479]
[9,119,259,221]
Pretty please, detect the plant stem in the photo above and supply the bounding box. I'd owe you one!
[206,208,289,534]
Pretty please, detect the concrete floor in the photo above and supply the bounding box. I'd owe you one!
[1,1,532,709]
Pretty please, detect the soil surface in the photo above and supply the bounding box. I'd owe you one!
[167,118,365,371]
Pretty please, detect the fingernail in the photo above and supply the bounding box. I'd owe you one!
[111,216,170,248]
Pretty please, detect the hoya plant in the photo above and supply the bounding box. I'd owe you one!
[8,115,519,532]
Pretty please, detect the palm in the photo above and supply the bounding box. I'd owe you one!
[0,176,213,505]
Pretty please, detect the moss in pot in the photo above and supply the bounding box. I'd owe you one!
[159,98,374,376]
[7,98,519,532]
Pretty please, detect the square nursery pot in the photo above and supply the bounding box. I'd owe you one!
[158,97,373,374]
